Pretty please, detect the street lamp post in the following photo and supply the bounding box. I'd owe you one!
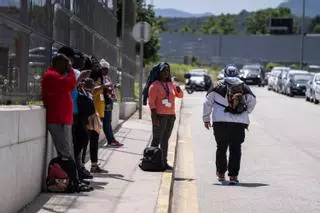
[300,0,306,70]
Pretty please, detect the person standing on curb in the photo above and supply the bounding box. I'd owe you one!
[41,54,76,160]
[84,56,105,173]
[100,59,123,148]
[147,62,184,170]
[202,65,257,184]
[57,47,93,180]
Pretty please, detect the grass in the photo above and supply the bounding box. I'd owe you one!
[169,63,221,82]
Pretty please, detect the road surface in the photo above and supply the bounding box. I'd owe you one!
[172,87,320,213]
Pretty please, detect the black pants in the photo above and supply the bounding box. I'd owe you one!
[87,130,99,163]
[151,114,176,164]
[213,122,246,177]
[72,115,88,170]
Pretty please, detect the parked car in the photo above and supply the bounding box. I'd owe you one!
[306,73,320,104]
[277,67,291,93]
[241,64,266,86]
[184,69,212,94]
[239,67,262,85]
[282,70,311,96]
[267,67,283,91]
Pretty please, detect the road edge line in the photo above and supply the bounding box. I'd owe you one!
[154,98,183,213]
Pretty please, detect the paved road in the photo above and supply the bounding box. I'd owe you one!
[172,87,320,213]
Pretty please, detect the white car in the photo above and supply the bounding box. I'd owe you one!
[306,73,320,104]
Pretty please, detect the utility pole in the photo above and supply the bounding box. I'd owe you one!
[300,0,306,70]
[120,0,126,102]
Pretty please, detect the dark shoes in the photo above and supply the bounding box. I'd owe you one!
[216,173,226,182]
[229,176,239,185]
[107,140,124,148]
[79,167,93,179]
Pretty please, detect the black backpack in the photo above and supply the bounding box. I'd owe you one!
[46,157,79,193]
[139,147,166,172]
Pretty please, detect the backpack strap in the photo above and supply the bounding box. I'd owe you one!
[214,100,228,108]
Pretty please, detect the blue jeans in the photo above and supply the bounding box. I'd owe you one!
[103,110,115,144]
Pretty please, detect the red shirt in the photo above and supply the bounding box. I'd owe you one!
[148,80,183,115]
[41,67,76,125]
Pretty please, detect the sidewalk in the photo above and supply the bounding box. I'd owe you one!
[20,100,181,213]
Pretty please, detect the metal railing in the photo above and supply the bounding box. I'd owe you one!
[0,0,137,104]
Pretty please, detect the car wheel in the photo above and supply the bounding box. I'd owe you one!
[315,99,319,104]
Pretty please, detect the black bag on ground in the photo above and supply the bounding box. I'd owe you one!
[139,147,166,172]
[46,156,79,193]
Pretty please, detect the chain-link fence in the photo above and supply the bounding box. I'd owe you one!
[0,0,137,104]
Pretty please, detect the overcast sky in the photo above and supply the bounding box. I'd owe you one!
[151,0,286,14]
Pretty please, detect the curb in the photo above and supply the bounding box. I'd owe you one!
[154,98,183,213]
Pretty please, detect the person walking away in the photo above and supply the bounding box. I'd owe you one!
[100,59,123,147]
[58,47,93,179]
[147,62,183,170]
[41,54,76,160]
[203,65,257,184]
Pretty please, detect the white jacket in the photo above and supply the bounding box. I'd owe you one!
[203,90,256,125]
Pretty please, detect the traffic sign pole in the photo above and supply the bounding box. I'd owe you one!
[132,21,151,120]
[139,23,145,119]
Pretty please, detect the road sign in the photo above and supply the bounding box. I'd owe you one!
[132,21,151,43]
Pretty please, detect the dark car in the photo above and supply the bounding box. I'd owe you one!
[239,67,263,85]
[283,70,312,97]
[184,69,212,94]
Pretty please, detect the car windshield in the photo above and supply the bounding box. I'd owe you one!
[292,74,312,81]
[189,72,205,77]
[248,68,260,74]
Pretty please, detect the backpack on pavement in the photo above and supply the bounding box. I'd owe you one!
[46,157,79,193]
[139,147,166,172]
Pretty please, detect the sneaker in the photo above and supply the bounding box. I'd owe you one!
[229,176,239,185]
[79,171,93,179]
[108,141,124,148]
[217,173,226,182]
[90,164,102,173]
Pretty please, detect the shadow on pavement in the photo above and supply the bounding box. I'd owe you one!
[213,182,269,188]
[100,147,143,156]
[92,173,134,183]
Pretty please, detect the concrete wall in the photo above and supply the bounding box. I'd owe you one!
[0,106,46,213]
[120,102,137,119]
[159,32,320,65]
[0,103,122,213]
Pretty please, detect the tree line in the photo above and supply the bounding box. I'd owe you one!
[164,8,320,35]
[116,3,320,65]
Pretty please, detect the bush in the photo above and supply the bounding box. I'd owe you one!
[265,62,282,72]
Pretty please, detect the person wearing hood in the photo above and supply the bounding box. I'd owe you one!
[148,62,184,170]
[203,65,257,184]
[100,59,123,148]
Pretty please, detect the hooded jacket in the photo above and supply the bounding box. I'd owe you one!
[41,67,76,124]
[142,62,170,105]
[203,78,256,125]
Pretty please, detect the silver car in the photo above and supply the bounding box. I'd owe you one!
[306,73,320,104]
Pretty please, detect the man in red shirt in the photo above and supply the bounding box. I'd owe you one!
[41,54,76,159]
